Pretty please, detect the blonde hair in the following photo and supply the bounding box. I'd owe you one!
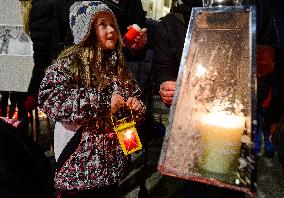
[20,0,32,35]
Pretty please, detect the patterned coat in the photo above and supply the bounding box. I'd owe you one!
[38,53,146,190]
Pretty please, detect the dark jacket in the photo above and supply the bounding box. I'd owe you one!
[27,0,56,96]
[51,0,146,61]
[152,0,278,93]
[152,3,197,90]
[0,120,54,198]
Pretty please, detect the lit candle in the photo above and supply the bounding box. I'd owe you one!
[198,113,245,174]
[114,120,142,155]
[122,128,139,151]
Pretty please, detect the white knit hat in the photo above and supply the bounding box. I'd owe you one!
[69,1,114,45]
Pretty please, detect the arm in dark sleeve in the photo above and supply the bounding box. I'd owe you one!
[119,0,147,61]
[28,0,56,96]
[50,0,76,60]
[152,17,180,89]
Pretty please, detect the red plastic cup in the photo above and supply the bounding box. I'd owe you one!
[123,24,141,47]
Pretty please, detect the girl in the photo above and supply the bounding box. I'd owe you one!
[38,1,146,197]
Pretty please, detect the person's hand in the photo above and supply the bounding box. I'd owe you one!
[110,94,125,114]
[126,97,142,112]
[257,45,275,79]
[159,81,176,106]
[130,27,147,50]
[25,96,38,111]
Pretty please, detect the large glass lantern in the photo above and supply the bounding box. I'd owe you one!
[158,5,256,196]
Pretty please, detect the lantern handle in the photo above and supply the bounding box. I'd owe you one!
[110,105,134,127]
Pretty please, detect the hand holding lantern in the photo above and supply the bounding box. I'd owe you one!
[110,94,125,114]
[126,97,142,112]
[111,98,143,155]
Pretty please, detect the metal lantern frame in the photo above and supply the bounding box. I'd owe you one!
[158,5,256,196]
[111,112,143,155]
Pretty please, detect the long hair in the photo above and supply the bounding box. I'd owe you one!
[58,12,128,89]
[20,0,32,35]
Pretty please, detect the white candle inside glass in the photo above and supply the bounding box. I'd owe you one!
[198,113,245,174]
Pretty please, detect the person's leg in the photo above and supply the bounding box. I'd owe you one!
[255,108,265,154]
[0,91,9,117]
[14,92,29,133]
[4,42,8,54]
[8,92,16,118]
[15,92,28,120]
[262,109,275,157]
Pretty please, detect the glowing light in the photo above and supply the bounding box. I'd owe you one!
[199,112,245,173]
[124,129,133,140]
[196,64,207,77]
[201,113,245,128]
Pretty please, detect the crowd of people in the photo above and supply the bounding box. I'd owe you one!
[0,0,283,197]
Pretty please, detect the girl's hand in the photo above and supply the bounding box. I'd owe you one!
[126,97,142,112]
[110,94,125,114]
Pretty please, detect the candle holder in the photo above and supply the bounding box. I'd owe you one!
[111,111,142,155]
[158,5,256,196]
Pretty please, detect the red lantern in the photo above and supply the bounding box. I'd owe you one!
[112,116,142,155]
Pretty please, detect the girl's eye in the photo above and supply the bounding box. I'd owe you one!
[99,22,107,27]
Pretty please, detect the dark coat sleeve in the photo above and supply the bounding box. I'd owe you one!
[27,0,56,96]
[116,0,147,61]
[50,0,76,60]
[152,14,187,90]
[117,0,146,35]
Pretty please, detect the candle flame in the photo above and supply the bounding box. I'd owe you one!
[201,113,245,128]
[125,129,133,140]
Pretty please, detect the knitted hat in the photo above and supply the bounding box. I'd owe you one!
[69,1,114,45]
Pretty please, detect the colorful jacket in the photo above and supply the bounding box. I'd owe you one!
[38,54,146,190]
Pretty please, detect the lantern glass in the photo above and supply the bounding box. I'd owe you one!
[158,6,256,196]
[113,118,142,155]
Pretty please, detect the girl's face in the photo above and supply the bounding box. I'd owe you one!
[93,12,117,50]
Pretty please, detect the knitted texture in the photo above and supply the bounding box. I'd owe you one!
[69,1,113,45]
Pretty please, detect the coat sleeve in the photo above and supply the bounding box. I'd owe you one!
[117,0,147,61]
[28,0,56,96]
[152,16,181,89]
[38,60,112,125]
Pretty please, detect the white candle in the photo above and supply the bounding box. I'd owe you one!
[198,113,245,174]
